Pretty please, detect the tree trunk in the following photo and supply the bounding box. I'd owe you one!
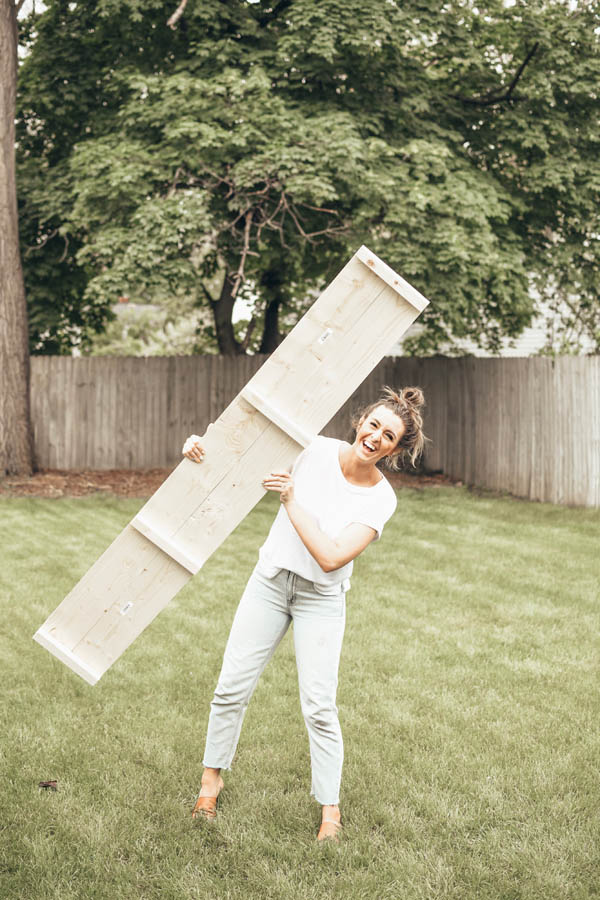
[211,273,243,355]
[258,265,284,353]
[259,299,282,353]
[0,0,33,476]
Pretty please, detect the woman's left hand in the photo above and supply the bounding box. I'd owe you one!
[262,470,294,504]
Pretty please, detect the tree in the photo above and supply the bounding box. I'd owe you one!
[1,0,33,476]
[17,0,600,356]
[17,0,187,354]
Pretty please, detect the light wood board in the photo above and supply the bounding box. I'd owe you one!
[33,246,430,684]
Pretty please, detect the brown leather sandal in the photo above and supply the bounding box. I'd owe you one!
[192,795,219,820]
[317,816,343,842]
[192,776,224,821]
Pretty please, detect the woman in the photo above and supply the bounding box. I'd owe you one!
[182,386,426,841]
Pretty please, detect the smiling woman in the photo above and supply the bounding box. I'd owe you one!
[351,386,426,471]
[182,385,426,841]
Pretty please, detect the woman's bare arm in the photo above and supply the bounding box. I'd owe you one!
[262,471,376,573]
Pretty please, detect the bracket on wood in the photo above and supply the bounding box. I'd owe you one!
[33,629,101,686]
[240,386,315,448]
[355,246,428,312]
[131,516,202,574]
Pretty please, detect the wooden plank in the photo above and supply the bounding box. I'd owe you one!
[157,358,172,467]
[547,359,562,505]
[63,358,75,468]
[97,358,108,469]
[146,358,158,468]
[95,359,107,469]
[413,356,446,474]
[517,359,531,500]
[209,354,219,427]
[496,359,511,494]
[195,355,211,443]
[34,246,429,683]
[84,357,96,470]
[29,356,46,468]
[46,357,59,469]
[444,360,461,482]
[529,358,544,502]
[171,357,194,467]
[559,357,589,507]
[127,356,139,469]
[140,359,154,469]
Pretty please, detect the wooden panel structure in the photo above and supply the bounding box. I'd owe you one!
[30,354,599,507]
[34,247,429,684]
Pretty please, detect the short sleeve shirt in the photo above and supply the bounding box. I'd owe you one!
[257,436,397,590]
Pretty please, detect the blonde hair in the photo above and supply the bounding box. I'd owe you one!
[351,386,427,470]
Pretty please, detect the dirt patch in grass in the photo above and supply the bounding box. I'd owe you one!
[0,468,173,498]
[0,467,457,498]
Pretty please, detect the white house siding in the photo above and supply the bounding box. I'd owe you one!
[391,304,596,357]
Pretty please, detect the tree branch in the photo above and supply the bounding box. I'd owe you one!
[240,316,257,352]
[230,209,253,298]
[199,282,216,306]
[281,193,309,240]
[167,0,188,29]
[454,42,539,107]
[167,165,184,198]
[505,42,540,98]
[58,232,70,263]
[25,228,57,256]
[299,202,340,216]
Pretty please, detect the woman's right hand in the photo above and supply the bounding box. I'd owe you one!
[182,434,206,463]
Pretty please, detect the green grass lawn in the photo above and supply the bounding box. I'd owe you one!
[1,487,599,900]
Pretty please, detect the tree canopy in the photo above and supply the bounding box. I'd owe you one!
[17,0,600,355]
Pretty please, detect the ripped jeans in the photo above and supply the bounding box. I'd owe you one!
[202,565,347,805]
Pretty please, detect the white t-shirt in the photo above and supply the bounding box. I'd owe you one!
[257,436,397,591]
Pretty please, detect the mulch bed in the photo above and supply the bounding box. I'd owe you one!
[0,468,457,499]
[0,469,173,498]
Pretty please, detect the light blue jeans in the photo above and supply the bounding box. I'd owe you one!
[203,566,347,805]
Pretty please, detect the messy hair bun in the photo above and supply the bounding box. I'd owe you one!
[398,386,425,411]
[351,385,427,470]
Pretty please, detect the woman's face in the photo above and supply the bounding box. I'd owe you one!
[354,405,405,465]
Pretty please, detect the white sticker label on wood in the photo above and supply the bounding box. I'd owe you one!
[317,328,333,344]
[120,601,134,616]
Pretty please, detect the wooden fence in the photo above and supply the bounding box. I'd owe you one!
[29,355,600,507]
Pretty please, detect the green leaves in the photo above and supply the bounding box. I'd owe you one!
[16,0,600,354]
